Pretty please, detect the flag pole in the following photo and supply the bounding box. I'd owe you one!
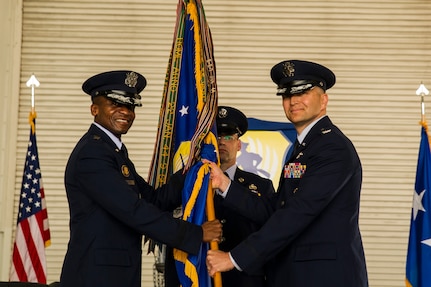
[206,182,222,286]
[416,83,430,149]
[416,83,429,124]
[26,74,40,132]
[10,73,50,283]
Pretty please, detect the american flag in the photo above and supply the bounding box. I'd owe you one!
[10,114,50,283]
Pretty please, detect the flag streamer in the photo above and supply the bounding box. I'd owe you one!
[148,0,219,286]
[174,144,215,287]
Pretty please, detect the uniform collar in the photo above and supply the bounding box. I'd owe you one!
[92,122,123,149]
[224,164,237,180]
[297,115,327,144]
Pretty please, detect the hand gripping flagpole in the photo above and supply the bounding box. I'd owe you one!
[26,74,40,133]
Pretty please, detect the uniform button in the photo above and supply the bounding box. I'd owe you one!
[221,219,226,224]
[280,200,285,207]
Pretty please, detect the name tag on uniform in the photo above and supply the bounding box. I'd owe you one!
[125,179,135,185]
[284,163,306,178]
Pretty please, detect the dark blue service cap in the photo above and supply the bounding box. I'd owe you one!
[217,106,248,137]
[270,60,336,96]
[82,70,147,107]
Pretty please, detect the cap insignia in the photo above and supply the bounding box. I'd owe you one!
[218,107,228,118]
[125,72,138,88]
[283,61,295,77]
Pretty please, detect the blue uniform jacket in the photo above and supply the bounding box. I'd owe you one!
[215,168,275,287]
[227,116,368,287]
[60,124,203,287]
[164,168,275,287]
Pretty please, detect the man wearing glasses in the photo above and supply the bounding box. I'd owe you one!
[164,106,275,287]
[213,106,275,287]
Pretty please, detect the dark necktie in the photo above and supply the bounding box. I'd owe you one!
[121,144,129,158]
[289,139,301,160]
[293,140,301,155]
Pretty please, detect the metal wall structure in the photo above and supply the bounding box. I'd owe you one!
[1,0,431,286]
[0,0,23,282]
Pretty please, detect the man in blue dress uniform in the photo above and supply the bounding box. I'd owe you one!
[206,60,369,287]
[60,70,222,287]
[213,106,275,287]
[164,106,275,287]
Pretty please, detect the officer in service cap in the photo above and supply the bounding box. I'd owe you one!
[206,61,368,287]
[269,59,337,135]
[270,59,336,97]
[217,106,248,138]
[165,106,276,287]
[212,106,275,287]
[61,70,223,287]
[82,70,147,139]
[83,70,147,107]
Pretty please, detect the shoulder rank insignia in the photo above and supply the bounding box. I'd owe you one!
[321,128,332,134]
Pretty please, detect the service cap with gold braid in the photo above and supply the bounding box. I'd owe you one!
[270,60,336,96]
[217,106,248,137]
[82,70,147,107]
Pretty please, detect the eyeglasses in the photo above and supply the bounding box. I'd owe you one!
[217,134,238,141]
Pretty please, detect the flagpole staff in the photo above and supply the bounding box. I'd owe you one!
[416,83,429,124]
[26,74,40,133]
[206,182,222,287]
